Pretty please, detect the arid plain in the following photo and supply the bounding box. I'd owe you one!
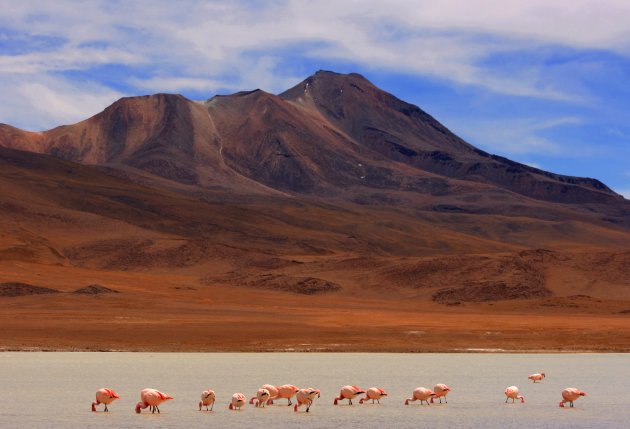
[1,71,629,352]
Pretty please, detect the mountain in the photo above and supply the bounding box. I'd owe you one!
[0,71,629,352]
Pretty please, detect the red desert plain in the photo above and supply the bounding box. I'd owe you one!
[1,71,629,352]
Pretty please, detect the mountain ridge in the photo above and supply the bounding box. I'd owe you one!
[0,70,622,206]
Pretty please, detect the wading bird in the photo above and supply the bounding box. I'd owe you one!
[359,387,388,404]
[229,393,246,410]
[505,386,525,403]
[334,385,365,405]
[559,388,587,407]
[199,389,215,411]
[135,388,173,413]
[405,387,436,405]
[91,388,120,412]
[294,388,320,412]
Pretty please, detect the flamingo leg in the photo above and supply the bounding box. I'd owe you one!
[104,405,109,412]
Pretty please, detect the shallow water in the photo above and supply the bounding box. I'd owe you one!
[0,352,626,428]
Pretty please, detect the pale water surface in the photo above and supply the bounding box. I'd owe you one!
[0,353,626,428]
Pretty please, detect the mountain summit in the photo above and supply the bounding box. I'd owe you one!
[0,71,622,203]
[1,71,629,352]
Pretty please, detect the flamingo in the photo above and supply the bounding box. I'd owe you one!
[229,393,247,410]
[199,389,215,411]
[334,385,365,405]
[294,388,320,412]
[276,384,299,406]
[250,388,271,407]
[135,388,173,413]
[528,373,546,383]
[559,388,587,407]
[405,387,436,405]
[505,386,525,403]
[359,387,388,404]
[91,388,120,412]
[431,384,451,404]
[252,384,279,405]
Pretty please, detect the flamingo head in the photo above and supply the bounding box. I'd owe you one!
[91,402,97,412]
[293,404,298,412]
[359,398,365,404]
[579,391,587,396]
[135,402,143,414]
[198,401,203,410]
[334,398,339,405]
[405,399,410,405]
[229,403,234,410]
[541,373,546,378]
[249,397,256,404]
[559,401,565,407]
[520,397,525,403]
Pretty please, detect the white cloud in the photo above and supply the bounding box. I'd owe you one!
[0,75,123,130]
[2,0,630,128]
[453,116,583,155]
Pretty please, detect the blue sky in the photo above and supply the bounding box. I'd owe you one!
[0,0,629,197]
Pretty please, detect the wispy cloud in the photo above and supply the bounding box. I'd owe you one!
[0,0,629,130]
[455,116,583,155]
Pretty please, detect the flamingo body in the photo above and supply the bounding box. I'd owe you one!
[431,384,451,404]
[92,388,120,412]
[256,384,279,405]
[135,388,173,414]
[405,387,436,405]
[359,387,388,404]
[251,388,271,407]
[229,393,247,410]
[505,386,525,403]
[559,388,587,407]
[528,373,546,383]
[334,385,365,405]
[199,389,216,411]
[294,388,320,412]
[276,384,299,406]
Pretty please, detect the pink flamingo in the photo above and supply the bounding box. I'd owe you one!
[250,388,271,407]
[505,386,525,403]
[359,387,388,404]
[91,388,120,412]
[431,384,451,404]
[251,384,279,405]
[135,388,173,413]
[559,388,587,407]
[528,373,546,383]
[276,384,299,406]
[229,393,246,410]
[334,385,365,405]
[199,389,215,411]
[405,387,436,405]
[294,388,320,412]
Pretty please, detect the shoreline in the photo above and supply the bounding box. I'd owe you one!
[2,346,628,353]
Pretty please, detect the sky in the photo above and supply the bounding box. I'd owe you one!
[0,0,629,198]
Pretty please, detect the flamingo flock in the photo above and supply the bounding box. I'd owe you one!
[91,372,588,414]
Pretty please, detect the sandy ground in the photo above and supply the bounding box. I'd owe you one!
[2,262,629,352]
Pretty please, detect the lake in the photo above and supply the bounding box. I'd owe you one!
[0,352,626,428]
